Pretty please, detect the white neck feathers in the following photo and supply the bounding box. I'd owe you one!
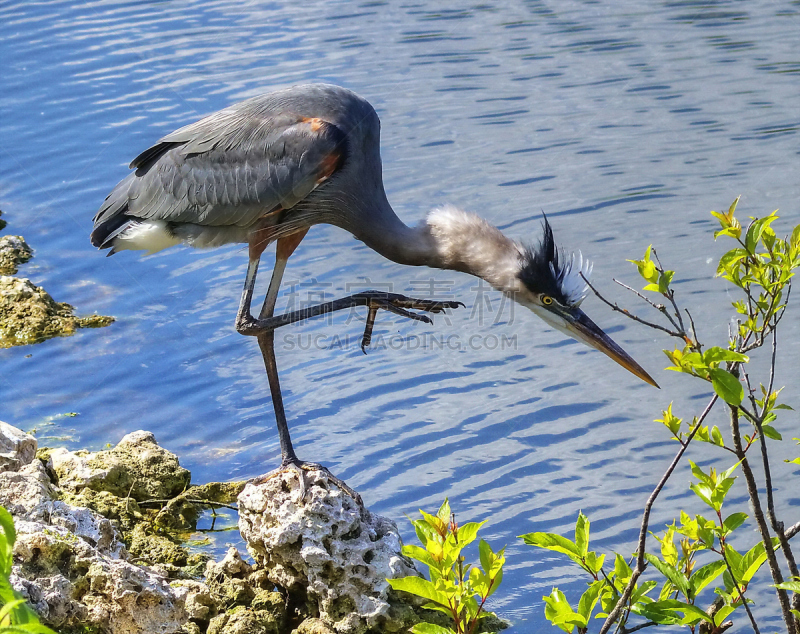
[425,205,524,294]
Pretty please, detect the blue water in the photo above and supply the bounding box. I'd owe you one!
[2,1,799,630]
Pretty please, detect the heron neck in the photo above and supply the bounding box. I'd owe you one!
[354,197,445,269]
[356,202,523,294]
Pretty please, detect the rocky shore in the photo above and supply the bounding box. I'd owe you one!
[1,420,501,634]
[0,210,113,348]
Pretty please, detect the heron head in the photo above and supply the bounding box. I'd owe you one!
[514,216,659,388]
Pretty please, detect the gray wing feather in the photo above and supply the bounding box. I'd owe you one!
[100,101,346,229]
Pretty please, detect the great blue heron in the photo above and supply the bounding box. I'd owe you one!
[91,83,657,499]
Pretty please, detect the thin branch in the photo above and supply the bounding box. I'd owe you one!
[718,537,760,633]
[757,330,800,617]
[651,247,687,334]
[620,621,657,634]
[613,279,685,336]
[685,308,698,345]
[728,403,796,634]
[767,328,778,404]
[139,498,239,511]
[580,273,683,338]
[599,395,718,634]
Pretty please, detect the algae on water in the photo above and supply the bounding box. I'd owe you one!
[0,276,114,348]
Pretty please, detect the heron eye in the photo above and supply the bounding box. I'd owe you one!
[541,295,554,305]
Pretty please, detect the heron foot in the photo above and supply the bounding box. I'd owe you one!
[235,290,463,339]
[250,459,363,506]
[359,292,465,353]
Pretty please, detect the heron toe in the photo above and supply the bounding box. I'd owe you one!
[251,459,362,506]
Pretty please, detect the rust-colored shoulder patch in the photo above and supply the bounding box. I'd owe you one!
[316,150,343,185]
[301,117,325,132]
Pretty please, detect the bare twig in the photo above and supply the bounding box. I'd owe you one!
[139,498,239,511]
[580,273,682,338]
[651,247,686,333]
[685,308,698,345]
[613,279,685,336]
[620,621,657,633]
[599,395,718,634]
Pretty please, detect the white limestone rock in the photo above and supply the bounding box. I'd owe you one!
[0,419,36,472]
[238,470,420,634]
[12,521,191,633]
[0,422,192,634]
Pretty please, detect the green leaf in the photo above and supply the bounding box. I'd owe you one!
[723,512,748,533]
[575,512,589,557]
[636,599,713,626]
[410,623,456,634]
[479,539,494,573]
[614,554,632,583]
[486,566,503,598]
[543,588,586,633]
[709,368,743,406]
[703,347,749,365]
[716,248,748,276]
[740,542,768,583]
[402,544,438,569]
[761,425,782,440]
[577,580,604,621]
[714,604,736,627]
[774,580,800,592]
[388,577,449,606]
[689,560,726,599]
[436,499,451,523]
[644,553,690,597]
[519,532,581,559]
[584,551,605,575]
[455,521,486,548]
[689,482,715,509]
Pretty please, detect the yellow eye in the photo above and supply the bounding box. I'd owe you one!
[541,295,553,305]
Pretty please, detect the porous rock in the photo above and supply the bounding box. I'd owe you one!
[0,235,32,275]
[0,419,37,472]
[1,422,192,633]
[0,275,113,348]
[292,618,336,634]
[49,430,190,501]
[238,470,420,634]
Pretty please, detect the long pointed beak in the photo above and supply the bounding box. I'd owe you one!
[560,308,659,388]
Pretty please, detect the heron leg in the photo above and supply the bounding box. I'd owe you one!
[243,232,363,504]
[255,252,297,464]
[237,291,464,343]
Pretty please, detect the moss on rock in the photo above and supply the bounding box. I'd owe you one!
[50,430,191,502]
[0,235,32,275]
[207,604,285,634]
[0,276,113,348]
[62,488,145,536]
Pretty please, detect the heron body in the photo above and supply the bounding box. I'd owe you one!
[92,83,657,497]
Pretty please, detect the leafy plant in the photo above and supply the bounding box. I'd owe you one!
[388,499,505,634]
[0,506,57,633]
[523,200,800,633]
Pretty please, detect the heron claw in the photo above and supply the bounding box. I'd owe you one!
[355,292,464,352]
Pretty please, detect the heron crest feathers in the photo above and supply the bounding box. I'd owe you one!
[519,215,592,307]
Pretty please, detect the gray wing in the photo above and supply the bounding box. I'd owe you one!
[93,100,346,234]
